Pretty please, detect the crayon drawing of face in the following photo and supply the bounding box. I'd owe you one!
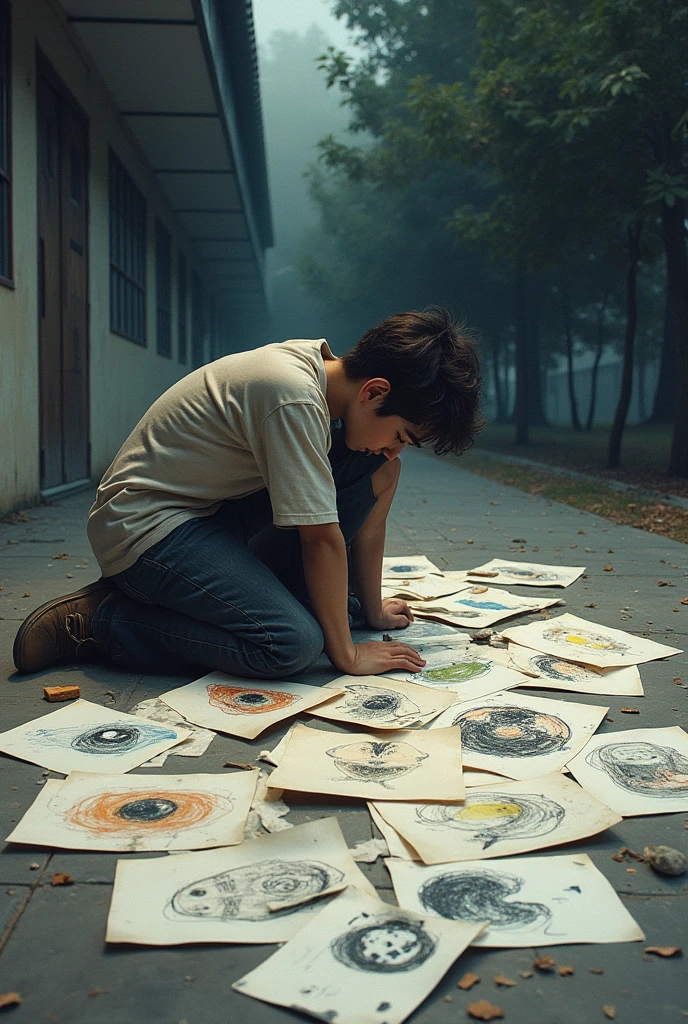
[585,741,688,798]
[326,739,428,788]
[206,684,300,716]
[338,684,422,725]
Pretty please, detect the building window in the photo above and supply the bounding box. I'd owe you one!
[0,1,12,285]
[191,270,205,368]
[177,252,188,365]
[155,218,171,358]
[109,149,146,344]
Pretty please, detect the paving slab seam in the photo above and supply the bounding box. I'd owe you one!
[0,854,53,957]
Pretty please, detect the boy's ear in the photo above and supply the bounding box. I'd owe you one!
[357,378,391,405]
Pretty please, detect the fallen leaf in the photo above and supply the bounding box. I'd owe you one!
[512,538,526,543]
[467,539,474,544]
[519,971,534,979]
[467,999,504,1021]
[88,988,108,997]
[66,573,73,579]
[626,868,637,873]
[493,975,516,987]
[589,968,604,974]
[533,955,556,972]
[558,966,574,976]
[603,1006,616,1020]
[471,586,488,594]
[0,993,21,1010]
[22,592,31,598]
[223,761,254,771]
[578,529,586,535]
[586,603,597,608]
[53,552,69,559]
[603,565,614,572]
[644,946,682,957]
[657,580,674,587]
[458,972,481,991]
[681,599,688,605]
[50,872,74,886]
[619,707,640,714]
[29,863,40,870]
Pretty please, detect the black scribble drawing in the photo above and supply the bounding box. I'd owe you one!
[418,869,552,931]
[31,721,178,754]
[166,859,344,922]
[529,654,595,683]
[330,915,437,972]
[541,624,633,656]
[337,684,424,725]
[492,566,563,584]
[63,787,235,836]
[453,705,572,757]
[585,741,688,798]
[326,740,429,789]
[416,791,566,849]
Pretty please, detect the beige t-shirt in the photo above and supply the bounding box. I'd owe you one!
[88,338,339,576]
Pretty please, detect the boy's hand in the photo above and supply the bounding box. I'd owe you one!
[344,640,426,676]
[366,598,415,631]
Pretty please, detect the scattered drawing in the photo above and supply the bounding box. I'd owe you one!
[416,792,565,849]
[418,869,552,930]
[65,788,234,835]
[507,645,644,697]
[336,684,421,724]
[491,566,564,583]
[382,555,441,579]
[311,677,455,730]
[585,741,688,798]
[45,722,177,755]
[467,560,585,588]
[206,684,300,716]
[419,656,492,684]
[167,859,344,922]
[326,740,429,789]
[529,654,590,682]
[454,706,571,757]
[542,624,633,656]
[413,587,560,628]
[330,916,437,973]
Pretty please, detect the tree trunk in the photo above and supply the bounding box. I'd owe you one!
[647,276,676,423]
[663,198,688,476]
[607,222,642,469]
[491,332,506,421]
[527,301,547,425]
[562,292,582,430]
[514,270,529,444]
[586,299,606,430]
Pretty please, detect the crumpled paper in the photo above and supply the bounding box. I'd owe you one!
[132,697,215,766]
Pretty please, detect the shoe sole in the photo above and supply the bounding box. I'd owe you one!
[13,579,113,675]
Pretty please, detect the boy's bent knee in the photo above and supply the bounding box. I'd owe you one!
[266,615,324,677]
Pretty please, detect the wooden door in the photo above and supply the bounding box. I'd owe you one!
[37,67,89,490]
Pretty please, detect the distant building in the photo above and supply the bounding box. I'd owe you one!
[1,0,273,513]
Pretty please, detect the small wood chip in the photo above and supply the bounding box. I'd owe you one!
[644,946,682,957]
[519,971,534,979]
[50,872,74,886]
[603,1006,616,1020]
[619,707,639,714]
[470,571,499,578]
[657,580,674,587]
[29,863,40,870]
[22,592,31,598]
[558,966,575,976]
[493,975,516,987]
[603,564,614,572]
[466,999,504,1021]
[457,972,481,990]
[470,586,488,594]
[681,598,688,605]
[223,761,254,771]
[44,685,80,703]
[0,993,21,1010]
[533,955,556,972]
[53,552,69,559]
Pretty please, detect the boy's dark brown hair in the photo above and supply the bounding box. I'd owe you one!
[342,306,484,456]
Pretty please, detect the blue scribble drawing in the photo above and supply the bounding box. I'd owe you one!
[388,564,417,574]
[30,722,179,755]
[458,599,511,612]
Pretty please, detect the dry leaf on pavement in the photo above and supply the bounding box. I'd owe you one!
[493,975,516,987]
[458,972,481,991]
[644,946,682,957]
[467,999,504,1021]
[0,993,21,1010]
[533,955,556,972]
[603,1006,616,1020]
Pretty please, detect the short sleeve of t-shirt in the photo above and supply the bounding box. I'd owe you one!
[255,401,338,526]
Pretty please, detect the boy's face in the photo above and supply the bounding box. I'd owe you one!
[345,379,423,460]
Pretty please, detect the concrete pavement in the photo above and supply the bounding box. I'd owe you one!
[0,449,686,1024]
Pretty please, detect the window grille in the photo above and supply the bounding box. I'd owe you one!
[109,149,146,343]
[177,252,188,364]
[155,218,171,358]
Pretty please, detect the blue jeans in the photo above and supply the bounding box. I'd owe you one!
[91,424,387,678]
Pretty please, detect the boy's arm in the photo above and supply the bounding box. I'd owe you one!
[299,523,424,676]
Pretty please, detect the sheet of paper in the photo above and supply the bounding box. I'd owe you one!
[268,723,465,802]
[430,690,608,780]
[508,643,644,697]
[368,802,420,861]
[106,817,376,946]
[468,559,585,588]
[131,697,216,766]
[353,620,470,648]
[412,586,561,628]
[0,699,190,775]
[232,885,487,1024]
[384,644,529,703]
[500,613,683,669]
[309,676,456,729]
[566,726,688,816]
[159,672,343,740]
[387,853,645,948]
[382,555,442,579]
[6,769,258,851]
[382,576,469,602]
[259,723,296,766]
[374,772,621,865]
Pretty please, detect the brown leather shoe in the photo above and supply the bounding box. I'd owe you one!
[13,578,116,674]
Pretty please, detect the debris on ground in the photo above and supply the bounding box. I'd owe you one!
[619,707,640,714]
[589,968,604,975]
[643,845,687,877]
[533,955,556,972]
[519,971,534,979]
[612,847,644,864]
[0,992,21,1010]
[348,838,389,862]
[466,999,504,1021]
[224,761,254,771]
[644,946,682,957]
[43,685,80,702]
[457,972,481,990]
[603,1006,616,1020]
[558,966,575,976]
[493,975,515,987]
[50,873,74,886]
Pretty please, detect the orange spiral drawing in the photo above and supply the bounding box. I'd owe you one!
[206,683,300,716]
[65,790,232,834]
